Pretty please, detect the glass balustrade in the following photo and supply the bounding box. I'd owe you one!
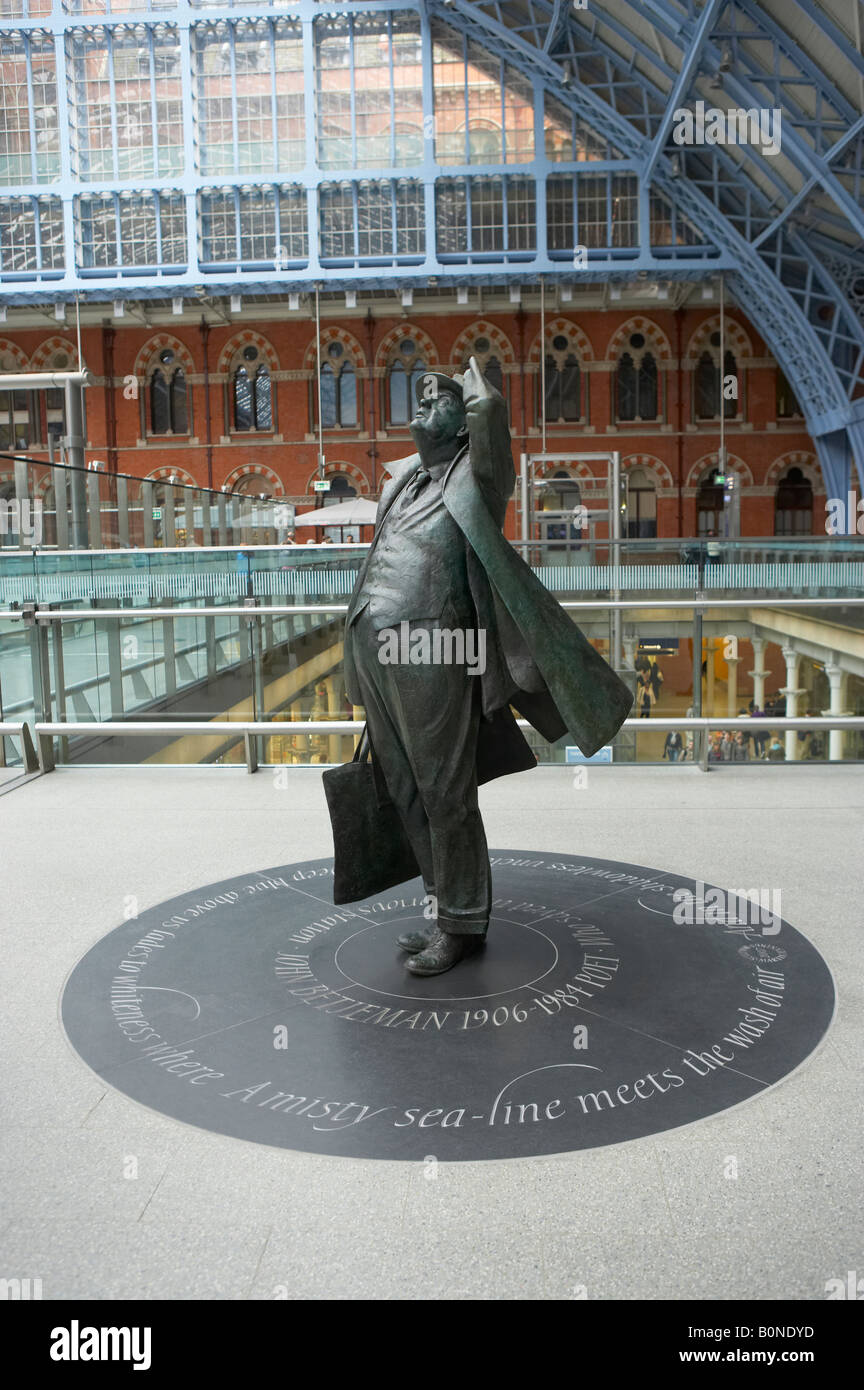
[2,453,863,768]
[2,589,863,768]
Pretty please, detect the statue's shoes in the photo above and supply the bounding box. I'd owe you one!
[397,928,434,954]
[405,927,486,977]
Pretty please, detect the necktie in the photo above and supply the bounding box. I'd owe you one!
[399,466,431,507]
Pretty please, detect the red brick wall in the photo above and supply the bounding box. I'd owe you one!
[2,305,821,540]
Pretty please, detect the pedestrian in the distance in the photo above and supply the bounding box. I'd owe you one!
[649,658,664,706]
[637,672,654,718]
[664,730,683,762]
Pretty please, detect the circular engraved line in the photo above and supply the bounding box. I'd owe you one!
[264,876,437,932]
[637,896,677,916]
[331,923,560,1001]
[516,907,578,929]
[59,854,837,1161]
[568,876,676,915]
[551,1000,776,1090]
[98,1005,300,1077]
[285,890,369,918]
[136,986,202,1020]
[637,894,783,940]
[259,858,672,926]
[514,876,677,930]
[254,859,674,935]
[489,1062,603,1125]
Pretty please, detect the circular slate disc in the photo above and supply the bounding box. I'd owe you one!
[60,852,835,1161]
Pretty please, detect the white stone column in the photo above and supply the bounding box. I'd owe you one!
[748,635,768,709]
[622,632,638,670]
[823,663,850,761]
[309,684,328,764]
[726,657,741,717]
[781,646,805,762]
[324,673,347,764]
[290,698,309,765]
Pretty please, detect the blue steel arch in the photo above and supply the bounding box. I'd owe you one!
[0,0,861,488]
[444,0,864,491]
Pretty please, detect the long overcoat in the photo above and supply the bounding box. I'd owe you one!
[343,386,633,781]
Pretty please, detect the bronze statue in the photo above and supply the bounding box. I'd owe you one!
[325,358,632,976]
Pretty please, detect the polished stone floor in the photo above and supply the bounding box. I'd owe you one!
[1,762,861,1300]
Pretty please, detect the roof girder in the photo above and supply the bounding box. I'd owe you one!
[436,0,862,479]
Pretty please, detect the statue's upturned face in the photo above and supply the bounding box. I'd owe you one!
[410,389,466,451]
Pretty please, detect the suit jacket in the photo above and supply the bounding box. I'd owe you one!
[343,390,632,780]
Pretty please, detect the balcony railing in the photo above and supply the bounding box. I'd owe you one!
[2,596,862,773]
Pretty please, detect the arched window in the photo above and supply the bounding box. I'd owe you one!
[466,120,501,162]
[616,328,663,422]
[150,370,170,434]
[233,364,272,432]
[324,474,357,505]
[618,349,658,422]
[484,355,504,395]
[539,471,583,551]
[319,473,358,542]
[388,362,430,425]
[147,480,185,544]
[316,343,359,428]
[148,348,189,436]
[339,364,357,426]
[409,365,427,403]
[776,369,801,419]
[696,467,725,537]
[170,370,187,434]
[0,387,35,449]
[695,347,737,420]
[538,330,582,424]
[386,337,428,426]
[695,352,718,419]
[228,342,275,433]
[774,467,813,536]
[542,353,581,423]
[232,475,273,500]
[625,466,657,538]
[638,353,657,420]
[389,362,408,425]
[617,353,637,421]
[320,363,336,428]
[254,367,272,430]
[723,351,738,419]
[458,333,510,411]
[234,367,252,430]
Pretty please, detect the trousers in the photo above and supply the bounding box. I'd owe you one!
[349,603,491,935]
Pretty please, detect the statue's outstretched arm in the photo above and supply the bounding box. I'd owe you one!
[460,356,515,505]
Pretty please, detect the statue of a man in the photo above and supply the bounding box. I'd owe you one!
[334,358,632,976]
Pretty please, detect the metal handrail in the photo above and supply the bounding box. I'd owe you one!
[6,538,864,557]
[2,717,858,735]
[3,597,864,621]
[6,718,863,735]
[3,716,860,779]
